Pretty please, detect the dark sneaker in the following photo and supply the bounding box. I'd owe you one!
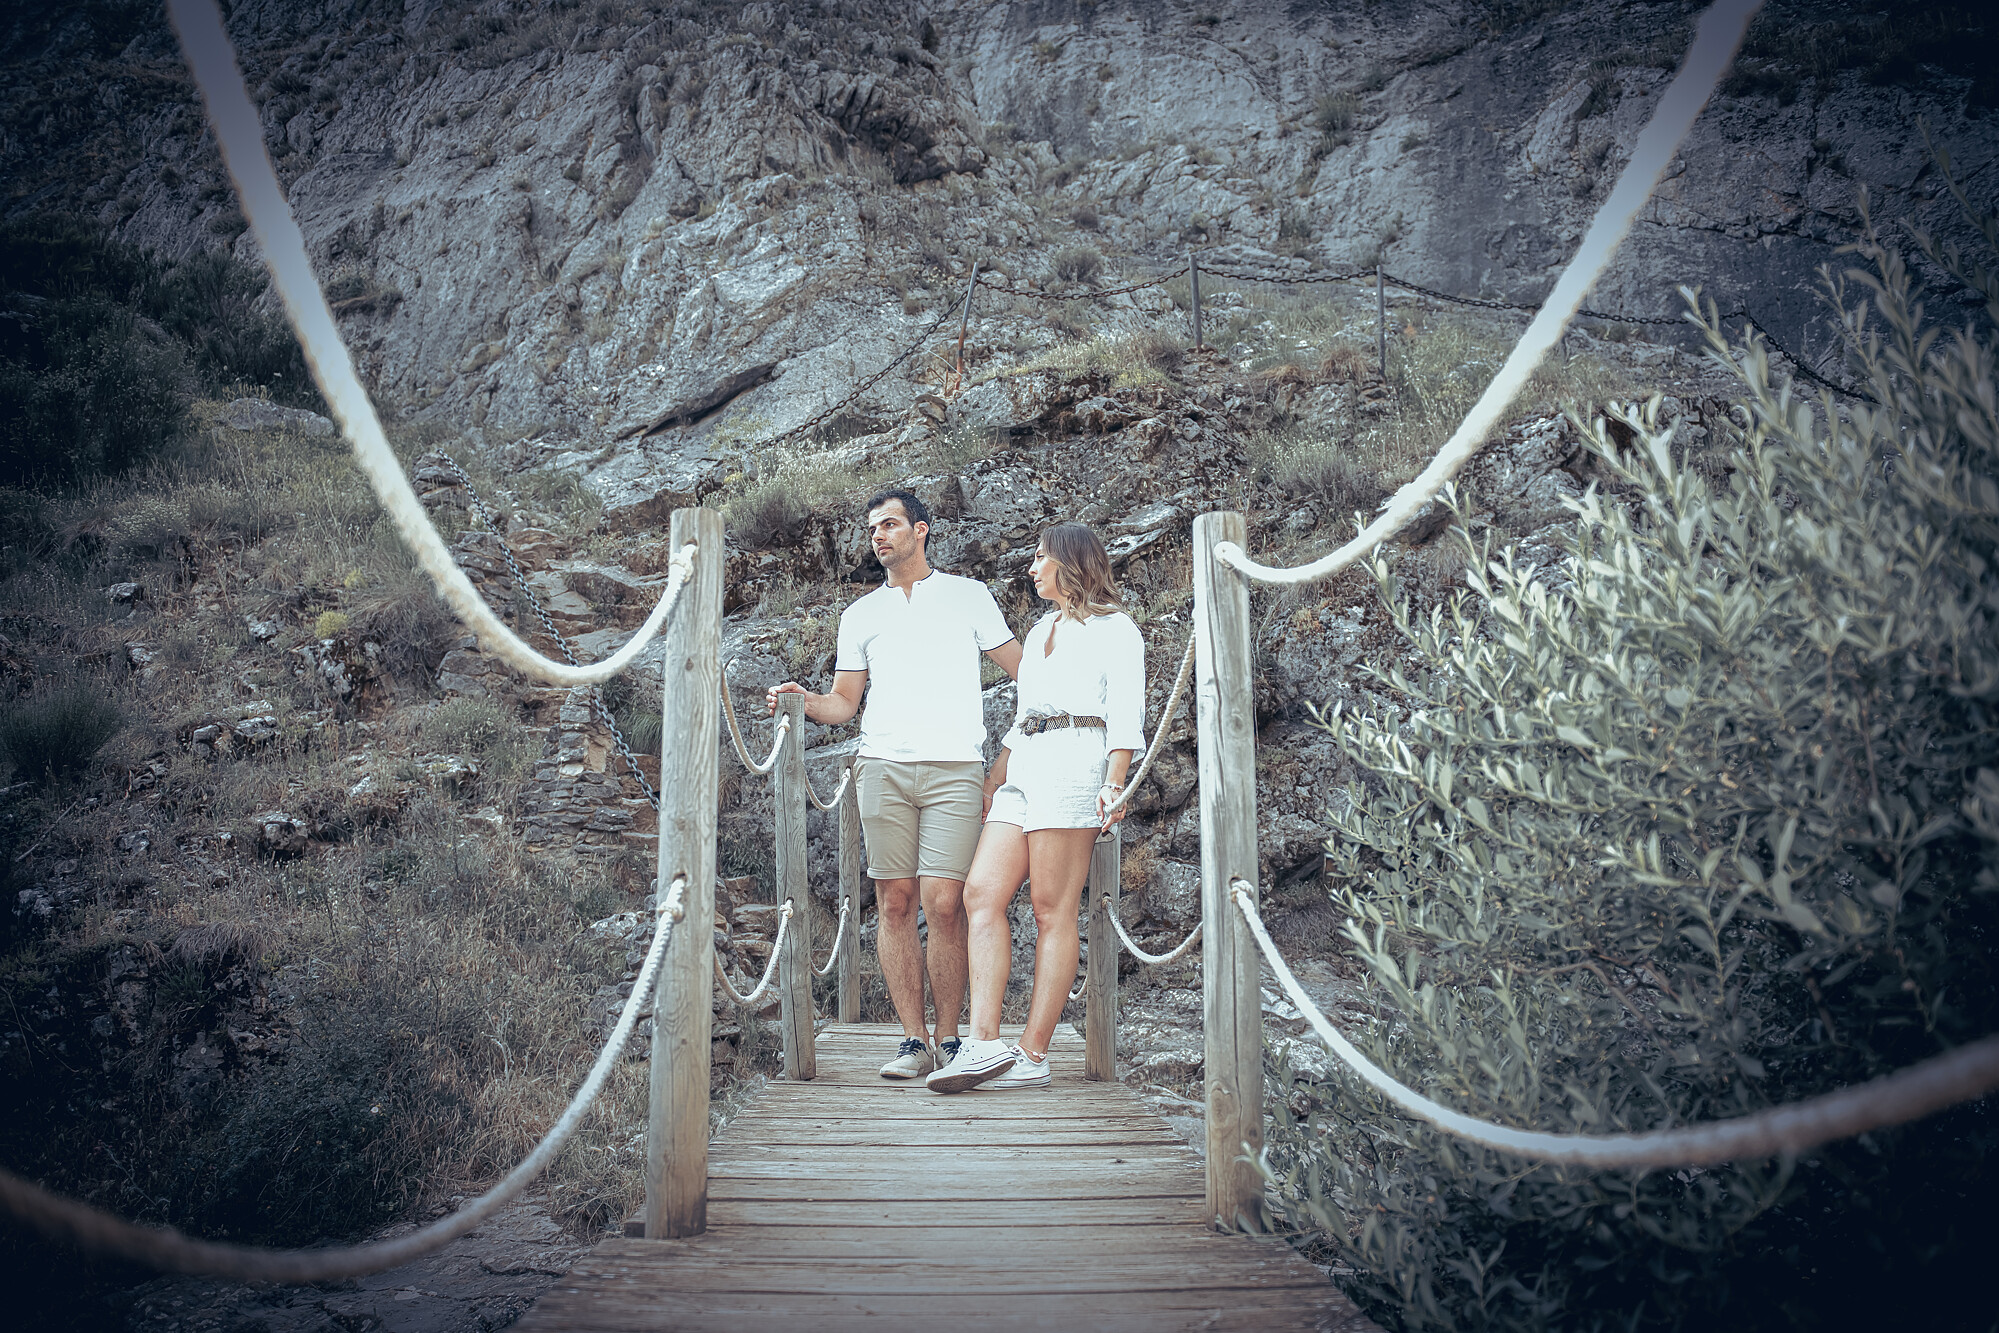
[879,1037,937,1079]
[925,1038,1017,1093]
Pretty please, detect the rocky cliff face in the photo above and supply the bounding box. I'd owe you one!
[6,2,1993,494]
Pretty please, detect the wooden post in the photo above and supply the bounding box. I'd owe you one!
[1192,511,1263,1231]
[837,756,863,1024]
[1376,265,1387,380]
[774,692,816,1079]
[1084,829,1120,1081]
[954,257,980,382]
[644,506,725,1240]
[1189,249,1203,350]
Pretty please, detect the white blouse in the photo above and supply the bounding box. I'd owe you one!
[1002,610,1147,755]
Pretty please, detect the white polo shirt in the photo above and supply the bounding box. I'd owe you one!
[835,570,1015,763]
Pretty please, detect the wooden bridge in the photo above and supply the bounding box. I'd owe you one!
[517,1023,1373,1332]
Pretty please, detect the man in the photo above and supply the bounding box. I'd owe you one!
[767,489,1022,1077]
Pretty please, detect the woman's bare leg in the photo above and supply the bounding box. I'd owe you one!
[962,821,1028,1042]
[1018,828,1101,1057]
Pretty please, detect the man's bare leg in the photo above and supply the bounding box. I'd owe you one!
[921,875,969,1045]
[874,876,928,1040]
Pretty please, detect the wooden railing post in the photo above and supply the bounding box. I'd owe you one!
[774,692,816,1079]
[1192,511,1263,1230]
[644,506,724,1240]
[1084,829,1120,1081]
[837,756,863,1024]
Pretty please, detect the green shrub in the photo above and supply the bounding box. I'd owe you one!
[1247,425,1387,524]
[723,474,809,549]
[0,216,317,487]
[0,297,194,487]
[1049,244,1103,286]
[428,696,510,754]
[1272,194,1999,1329]
[0,685,122,782]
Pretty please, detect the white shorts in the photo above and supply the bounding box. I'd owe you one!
[985,727,1109,832]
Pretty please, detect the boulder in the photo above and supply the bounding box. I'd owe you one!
[216,398,335,438]
[249,810,311,857]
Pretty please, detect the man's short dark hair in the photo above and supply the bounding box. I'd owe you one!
[866,488,932,548]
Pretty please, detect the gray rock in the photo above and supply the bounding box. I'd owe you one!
[250,810,310,857]
[104,582,144,604]
[216,398,335,437]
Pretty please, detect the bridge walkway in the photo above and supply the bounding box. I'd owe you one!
[516,1023,1375,1331]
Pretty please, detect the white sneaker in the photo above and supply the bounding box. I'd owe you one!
[879,1037,937,1079]
[925,1038,1016,1093]
[984,1045,1051,1089]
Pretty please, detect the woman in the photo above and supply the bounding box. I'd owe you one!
[927,521,1145,1093]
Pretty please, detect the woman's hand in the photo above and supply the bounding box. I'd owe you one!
[1097,783,1127,831]
[982,785,998,819]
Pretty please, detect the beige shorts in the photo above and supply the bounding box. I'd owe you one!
[855,758,985,881]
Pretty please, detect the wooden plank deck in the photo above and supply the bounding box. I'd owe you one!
[517,1023,1376,1332]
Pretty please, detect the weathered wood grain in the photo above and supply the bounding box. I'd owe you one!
[1086,830,1120,1080]
[529,1023,1376,1332]
[774,692,815,1080]
[1193,510,1265,1228]
[642,506,725,1241]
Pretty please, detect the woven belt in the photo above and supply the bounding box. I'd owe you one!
[1018,712,1106,737]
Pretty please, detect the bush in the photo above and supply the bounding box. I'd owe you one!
[1049,244,1103,286]
[1313,90,1360,138]
[723,474,809,549]
[1272,192,1999,1329]
[0,298,194,487]
[428,696,511,754]
[0,216,317,487]
[1249,426,1387,523]
[0,685,122,782]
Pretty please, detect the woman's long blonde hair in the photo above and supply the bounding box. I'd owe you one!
[1040,521,1123,622]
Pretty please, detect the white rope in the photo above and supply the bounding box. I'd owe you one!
[721,663,790,775]
[0,875,687,1280]
[714,901,794,1006]
[1213,0,1764,588]
[811,896,853,979]
[1229,881,1999,1168]
[806,767,852,812]
[1108,900,1203,966]
[1103,631,1196,818]
[166,0,694,686]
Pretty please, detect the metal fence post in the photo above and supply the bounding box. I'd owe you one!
[1189,249,1203,350]
[644,506,725,1240]
[837,757,863,1024]
[955,257,980,382]
[775,692,816,1079]
[1084,829,1120,1081]
[1376,265,1387,380]
[1192,511,1263,1231]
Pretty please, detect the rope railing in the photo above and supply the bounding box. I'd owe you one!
[0,875,687,1280]
[1229,880,1999,1168]
[1104,631,1197,818]
[812,896,853,979]
[1208,0,1764,590]
[720,666,790,775]
[1108,901,1203,966]
[805,767,852,812]
[166,0,694,688]
[714,901,794,1007]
